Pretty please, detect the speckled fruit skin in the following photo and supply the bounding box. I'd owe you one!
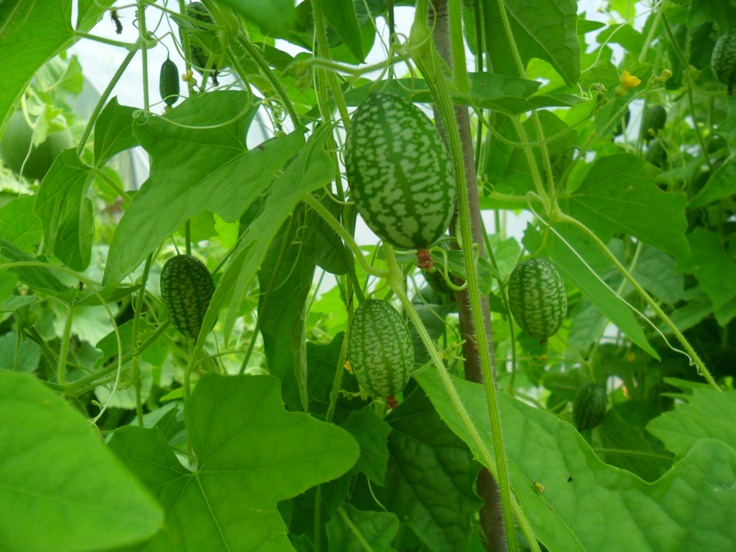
[159,58,180,107]
[348,299,415,399]
[507,258,567,341]
[160,255,215,338]
[344,92,456,250]
[712,28,736,93]
[573,383,608,431]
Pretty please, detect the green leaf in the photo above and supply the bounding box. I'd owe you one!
[0,238,69,294]
[629,246,684,305]
[691,156,736,207]
[596,399,674,482]
[34,149,95,271]
[93,97,139,167]
[523,224,659,358]
[384,390,480,551]
[340,406,392,486]
[0,2,74,131]
[108,373,360,551]
[216,0,295,36]
[647,386,736,457]
[257,221,316,410]
[0,331,41,373]
[676,228,736,326]
[320,0,365,62]
[417,370,736,551]
[76,0,115,32]
[567,153,690,259]
[103,91,304,285]
[481,0,580,87]
[327,504,399,552]
[208,125,334,344]
[0,195,43,251]
[486,110,576,198]
[0,371,163,552]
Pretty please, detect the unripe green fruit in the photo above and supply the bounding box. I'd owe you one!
[507,258,567,341]
[160,254,215,339]
[344,92,456,250]
[1,110,73,181]
[572,383,608,431]
[348,299,415,399]
[712,28,736,94]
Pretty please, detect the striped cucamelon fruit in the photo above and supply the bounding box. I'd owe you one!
[159,58,180,107]
[348,299,415,400]
[160,254,215,338]
[507,258,567,341]
[712,28,736,94]
[572,383,608,431]
[344,92,456,250]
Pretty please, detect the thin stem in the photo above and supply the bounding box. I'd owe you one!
[236,34,301,128]
[303,195,389,278]
[78,46,139,156]
[554,211,719,390]
[57,303,75,384]
[408,9,520,548]
[137,0,151,112]
[131,254,154,426]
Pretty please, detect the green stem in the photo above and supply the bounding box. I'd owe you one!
[90,167,132,202]
[384,246,538,552]
[46,322,170,396]
[554,211,719,390]
[661,13,713,172]
[78,46,139,156]
[337,507,374,552]
[311,0,351,128]
[448,0,470,94]
[73,32,135,49]
[137,0,151,112]
[303,195,389,278]
[131,254,154,426]
[57,303,75,384]
[408,9,520,549]
[236,35,301,128]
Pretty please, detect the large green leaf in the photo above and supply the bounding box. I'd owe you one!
[566,153,690,259]
[102,91,303,285]
[93,98,140,167]
[205,124,334,344]
[0,371,163,552]
[482,0,579,86]
[108,374,360,551]
[691,156,736,207]
[676,228,736,326]
[216,0,295,35]
[0,0,109,132]
[417,370,736,551]
[320,0,365,62]
[326,504,399,552]
[647,385,736,457]
[340,406,392,486]
[0,195,43,251]
[34,149,95,271]
[383,390,481,551]
[0,238,69,294]
[257,220,317,411]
